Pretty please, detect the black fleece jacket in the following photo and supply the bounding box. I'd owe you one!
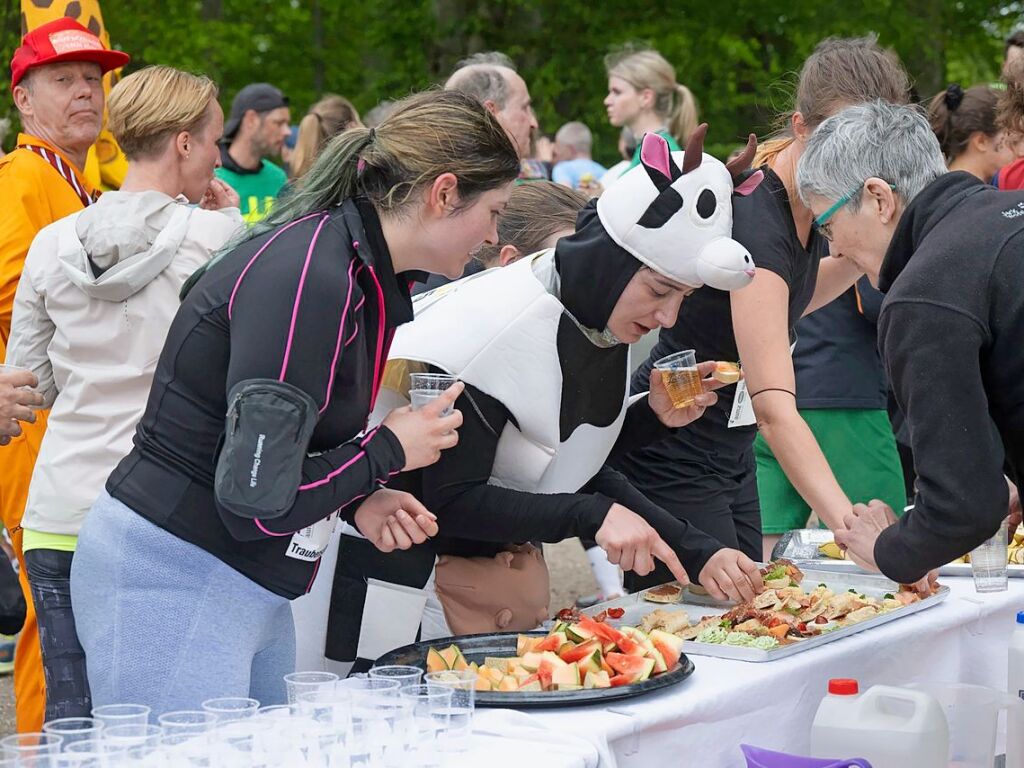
[875,171,1024,582]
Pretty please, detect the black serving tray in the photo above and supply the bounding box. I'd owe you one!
[375,631,695,708]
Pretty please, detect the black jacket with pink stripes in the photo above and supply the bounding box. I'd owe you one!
[107,199,412,599]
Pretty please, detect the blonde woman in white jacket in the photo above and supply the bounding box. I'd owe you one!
[5,65,242,720]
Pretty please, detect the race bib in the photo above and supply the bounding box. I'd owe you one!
[728,379,756,428]
[286,512,339,562]
[728,341,797,429]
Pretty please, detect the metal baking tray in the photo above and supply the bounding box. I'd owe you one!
[772,528,1024,578]
[584,567,949,662]
[375,631,695,708]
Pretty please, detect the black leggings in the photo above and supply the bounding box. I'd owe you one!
[24,548,91,721]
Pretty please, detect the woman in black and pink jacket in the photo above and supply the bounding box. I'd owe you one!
[70,90,521,715]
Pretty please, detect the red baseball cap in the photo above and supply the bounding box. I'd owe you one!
[10,18,130,89]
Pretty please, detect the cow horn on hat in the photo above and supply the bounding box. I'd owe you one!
[725,133,758,182]
[680,123,708,175]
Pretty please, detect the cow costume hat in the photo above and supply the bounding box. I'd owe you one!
[299,128,764,669]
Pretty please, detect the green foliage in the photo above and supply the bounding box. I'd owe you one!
[1,0,1021,161]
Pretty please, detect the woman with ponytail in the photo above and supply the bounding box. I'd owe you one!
[70,90,520,715]
[927,83,1017,181]
[604,46,698,173]
[289,94,362,182]
[615,36,918,582]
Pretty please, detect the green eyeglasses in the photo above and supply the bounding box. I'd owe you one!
[814,181,896,242]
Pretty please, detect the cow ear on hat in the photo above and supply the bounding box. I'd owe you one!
[639,132,679,190]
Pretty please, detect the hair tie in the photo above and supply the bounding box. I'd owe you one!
[944,83,965,112]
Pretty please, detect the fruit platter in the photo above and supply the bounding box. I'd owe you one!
[772,526,1024,578]
[375,611,696,708]
[583,561,948,662]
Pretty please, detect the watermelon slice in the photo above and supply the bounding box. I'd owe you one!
[559,639,601,664]
[579,648,603,675]
[606,652,656,682]
[649,629,684,668]
[535,631,567,653]
[647,647,668,674]
[583,670,611,689]
[578,616,640,654]
[566,623,593,642]
[609,674,633,687]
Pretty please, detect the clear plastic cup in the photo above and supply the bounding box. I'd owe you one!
[283,670,339,705]
[336,676,401,700]
[971,517,1009,593]
[400,685,453,768]
[100,724,162,752]
[1,732,64,758]
[91,705,150,731]
[157,710,217,738]
[653,349,703,409]
[200,696,259,722]
[368,665,423,688]
[425,669,476,750]
[43,718,104,750]
[409,372,457,415]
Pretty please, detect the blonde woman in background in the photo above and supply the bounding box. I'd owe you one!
[604,46,698,173]
[6,64,242,720]
[289,94,362,182]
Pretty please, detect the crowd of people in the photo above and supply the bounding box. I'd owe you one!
[1,15,1024,731]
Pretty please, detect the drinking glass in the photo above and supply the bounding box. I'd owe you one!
[90,706,150,731]
[99,725,161,752]
[409,373,457,415]
[425,669,476,750]
[200,697,259,722]
[157,710,217,739]
[399,685,453,768]
[653,349,702,409]
[368,665,423,688]
[43,719,104,751]
[283,670,338,705]
[1,732,64,759]
[336,676,400,700]
[971,517,1009,592]
[63,739,128,767]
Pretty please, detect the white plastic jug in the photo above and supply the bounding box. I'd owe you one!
[909,681,1024,768]
[810,682,948,768]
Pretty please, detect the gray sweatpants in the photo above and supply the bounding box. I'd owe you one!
[71,492,295,717]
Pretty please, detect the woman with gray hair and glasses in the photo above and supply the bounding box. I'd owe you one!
[797,99,1024,587]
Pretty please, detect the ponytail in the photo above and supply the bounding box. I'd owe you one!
[289,111,326,181]
[669,83,699,146]
[753,135,794,169]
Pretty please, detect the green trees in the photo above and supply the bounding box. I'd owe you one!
[2,0,1020,161]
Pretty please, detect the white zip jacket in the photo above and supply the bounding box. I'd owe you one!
[5,190,243,537]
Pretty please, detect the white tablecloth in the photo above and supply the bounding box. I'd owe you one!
[482,577,1023,768]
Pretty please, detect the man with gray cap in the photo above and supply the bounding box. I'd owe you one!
[216,82,290,222]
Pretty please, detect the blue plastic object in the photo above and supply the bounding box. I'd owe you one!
[740,745,873,768]
[1016,610,1024,624]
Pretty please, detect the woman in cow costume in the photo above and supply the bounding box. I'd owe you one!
[321,127,766,668]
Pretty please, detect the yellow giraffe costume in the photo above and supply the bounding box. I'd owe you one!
[9,1,127,732]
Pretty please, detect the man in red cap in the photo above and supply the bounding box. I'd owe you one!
[1,17,128,732]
